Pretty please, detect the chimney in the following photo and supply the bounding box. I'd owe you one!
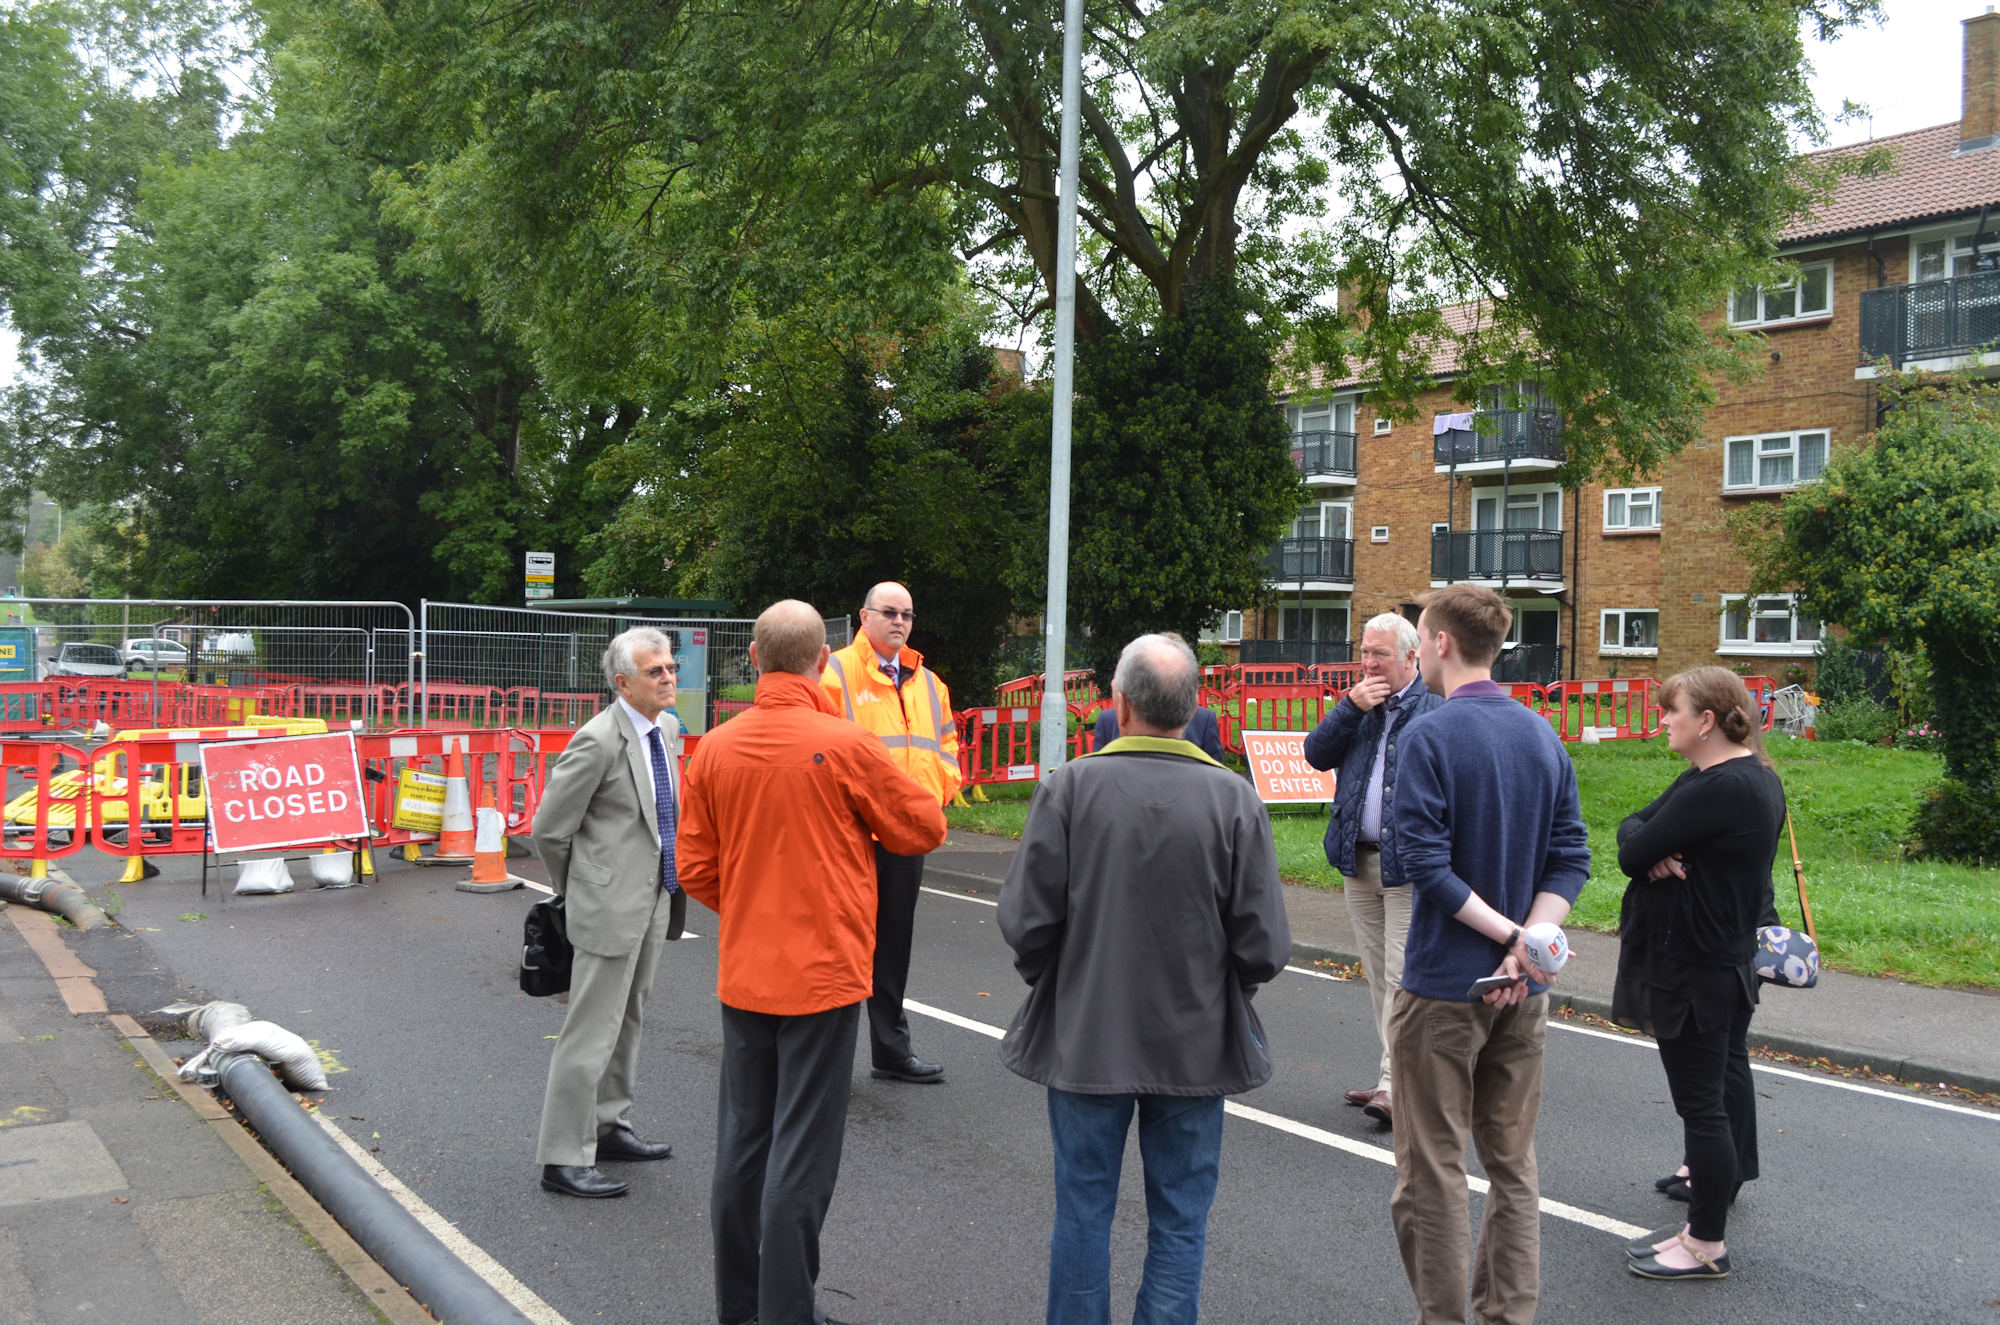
[1963,7,2000,149]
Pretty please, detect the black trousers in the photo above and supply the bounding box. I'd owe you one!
[1656,999,1753,1243]
[868,845,926,1065]
[1677,1002,1759,1183]
[712,1001,860,1325]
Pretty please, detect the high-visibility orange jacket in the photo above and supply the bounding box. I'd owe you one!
[820,639,963,806]
[677,671,946,1016]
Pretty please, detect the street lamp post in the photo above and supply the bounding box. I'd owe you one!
[1038,0,1086,777]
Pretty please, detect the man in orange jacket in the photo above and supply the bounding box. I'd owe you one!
[680,599,947,1325]
[820,580,962,1083]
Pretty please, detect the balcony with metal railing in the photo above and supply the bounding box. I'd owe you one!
[1288,429,1358,485]
[1433,409,1564,473]
[1858,271,2000,369]
[1266,537,1355,588]
[1429,530,1565,587]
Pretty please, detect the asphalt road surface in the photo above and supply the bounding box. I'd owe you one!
[64,851,2000,1324]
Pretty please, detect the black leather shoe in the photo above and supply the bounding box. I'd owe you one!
[540,1164,629,1198]
[597,1127,673,1162]
[871,1055,945,1083]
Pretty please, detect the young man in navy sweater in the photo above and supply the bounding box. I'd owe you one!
[1382,585,1590,1325]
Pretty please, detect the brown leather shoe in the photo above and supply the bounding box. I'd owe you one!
[1343,1087,1377,1107]
[1362,1091,1393,1127]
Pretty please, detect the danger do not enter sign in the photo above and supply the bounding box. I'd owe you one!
[1241,731,1338,804]
[200,731,369,853]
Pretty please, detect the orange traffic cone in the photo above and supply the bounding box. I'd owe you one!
[455,786,523,894]
[432,747,475,861]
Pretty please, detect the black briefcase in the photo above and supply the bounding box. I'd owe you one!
[521,896,572,997]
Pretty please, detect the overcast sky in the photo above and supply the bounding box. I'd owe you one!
[0,0,1975,392]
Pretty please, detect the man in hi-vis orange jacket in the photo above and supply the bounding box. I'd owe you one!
[820,580,962,1083]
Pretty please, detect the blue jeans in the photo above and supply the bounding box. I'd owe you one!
[1045,1089,1225,1325]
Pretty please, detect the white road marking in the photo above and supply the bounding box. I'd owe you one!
[921,885,997,906]
[308,1109,571,1325]
[1545,1010,2000,1121]
[519,879,700,937]
[901,999,1651,1240]
[916,885,1998,1121]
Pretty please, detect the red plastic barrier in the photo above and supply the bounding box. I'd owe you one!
[1,739,92,864]
[1737,675,1780,733]
[292,683,390,728]
[1237,682,1338,740]
[88,737,209,864]
[995,670,1100,706]
[956,706,1046,787]
[0,683,61,733]
[1544,679,1660,741]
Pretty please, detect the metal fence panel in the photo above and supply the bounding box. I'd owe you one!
[419,602,852,732]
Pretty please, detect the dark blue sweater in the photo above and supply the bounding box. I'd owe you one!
[1384,682,1591,1001]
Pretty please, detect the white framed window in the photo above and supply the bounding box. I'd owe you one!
[1203,610,1244,644]
[1370,525,1389,543]
[1602,486,1660,531]
[1504,605,1560,649]
[1912,229,2000,281]
[1600,609,1660,655]
[1473,484,1562,532]
[1292,501,1352,540]
[1289,397,1356,435]
[1280,605,1349,643]
[1373,415,1392,435]
[1724,429,1828,491]
[1728,261,1832,327]
[1718,594,1822,655]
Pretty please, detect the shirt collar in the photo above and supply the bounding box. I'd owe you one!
[1389,673,1427,708]
[616,696,667,742]
[1448,679,1506,700]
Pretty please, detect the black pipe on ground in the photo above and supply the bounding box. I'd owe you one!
[0,874,108,929]
[213,1051,533,1325]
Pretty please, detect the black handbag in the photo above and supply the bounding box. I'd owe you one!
[521,896,572,997]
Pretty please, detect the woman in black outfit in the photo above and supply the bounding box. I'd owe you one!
[1614,667,1786,1281]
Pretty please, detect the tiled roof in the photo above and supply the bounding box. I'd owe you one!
[1783,121,2000,246]
[1284,300,1496,395]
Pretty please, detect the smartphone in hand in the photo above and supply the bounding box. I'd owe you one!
[1465,973,1526,1000]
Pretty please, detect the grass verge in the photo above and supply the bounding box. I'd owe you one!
[945,734,2000,990]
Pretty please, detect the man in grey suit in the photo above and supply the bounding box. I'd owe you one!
[532,626,687,1199]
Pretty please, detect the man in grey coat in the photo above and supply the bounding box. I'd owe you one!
[531,626,687,1199]
[999,633,1291,1325]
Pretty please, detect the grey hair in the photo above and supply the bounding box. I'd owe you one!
[603,627,673,688]
[1362,612,1419,656]
[1111,633,1199,731]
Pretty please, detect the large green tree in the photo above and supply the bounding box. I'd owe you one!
[0,0,625,603]
[300,0,1875,662]
[585,317,1045,703]
[1745,372,2000,863]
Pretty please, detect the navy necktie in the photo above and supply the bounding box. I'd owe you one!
[647,726,679,893]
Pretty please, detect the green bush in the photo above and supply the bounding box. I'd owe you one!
[1812,635,1875,706]
[1910,779,2000,866]
[1814,697,1896,745]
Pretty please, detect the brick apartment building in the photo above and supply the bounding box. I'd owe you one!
[1228,9,2000,685]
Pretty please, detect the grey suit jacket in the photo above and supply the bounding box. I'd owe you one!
[532,703,684,959]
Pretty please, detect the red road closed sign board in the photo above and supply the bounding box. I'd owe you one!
[1242,731,1338,804]
[200,732,369,853]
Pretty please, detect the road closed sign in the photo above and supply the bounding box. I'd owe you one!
[201,732,369,853]
[1241,731,1338,804]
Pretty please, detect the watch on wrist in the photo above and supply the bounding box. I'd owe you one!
[1506,926,1522,952]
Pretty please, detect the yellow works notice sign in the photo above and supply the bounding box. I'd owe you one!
[392,768,448,833]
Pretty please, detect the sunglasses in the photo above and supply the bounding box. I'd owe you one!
[867,607,915,622]
[633,663,680,680]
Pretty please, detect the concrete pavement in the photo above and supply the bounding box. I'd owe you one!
[0,897,427,1325]
[927,828,2000,1097]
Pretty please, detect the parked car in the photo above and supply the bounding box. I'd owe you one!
[122,638,191,675]
[46,643,126,679]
